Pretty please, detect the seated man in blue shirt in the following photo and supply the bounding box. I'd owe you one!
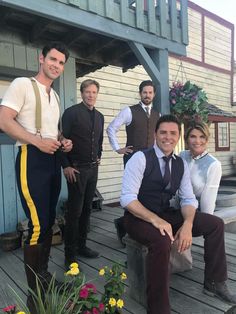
[120,114,236,314]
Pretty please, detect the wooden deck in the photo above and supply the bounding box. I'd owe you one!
[1,206,236,313]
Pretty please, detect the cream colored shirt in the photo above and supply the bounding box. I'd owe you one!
[1,77,60,145]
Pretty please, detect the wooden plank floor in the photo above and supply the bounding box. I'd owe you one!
[1,205,236,313]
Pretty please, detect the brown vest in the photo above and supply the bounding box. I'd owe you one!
[126,104,160,151]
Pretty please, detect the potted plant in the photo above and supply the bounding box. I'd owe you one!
[169,81,208,126]
[5,262,127,314]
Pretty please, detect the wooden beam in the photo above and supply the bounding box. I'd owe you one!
[0,0,187,56]
[136,0,144,30]
[150,49,170,114]
[168,0,178,41]
[0,7,11,26]
[159,0,167,38]
[84,38,116,59]
[180,0,188,44]
[128,42,169,114]
[120,0,129,24]
[128,41,160,81]
[29,18,52,42]
[147,0,156,34]
[62,28,83,47]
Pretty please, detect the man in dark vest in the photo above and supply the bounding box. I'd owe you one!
[121,114,236,314]
[107,80,160,245]
[61,79,104,268]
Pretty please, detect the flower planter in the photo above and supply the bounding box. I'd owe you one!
[0,231,21,251]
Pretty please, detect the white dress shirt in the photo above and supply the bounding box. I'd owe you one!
[106,102,153,151]
[120,144,198,210]
[179,150,222,214]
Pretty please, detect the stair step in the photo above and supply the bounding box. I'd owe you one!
[216,189,236,207]
[220,177,236,186]
[214,206,236,223]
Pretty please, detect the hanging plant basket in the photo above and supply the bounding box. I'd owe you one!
[169,81,209,126]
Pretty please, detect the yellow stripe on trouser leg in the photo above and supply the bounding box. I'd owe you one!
[20,145,40,245]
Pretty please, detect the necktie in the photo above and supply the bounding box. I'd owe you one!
[145,106,150,118]
[162,156,171,188]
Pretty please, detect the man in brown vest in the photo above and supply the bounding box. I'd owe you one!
[107,80,160,245]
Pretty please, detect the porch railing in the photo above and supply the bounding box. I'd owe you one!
[59,0,188,45]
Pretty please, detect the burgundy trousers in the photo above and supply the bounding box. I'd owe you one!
[124,210,227,314]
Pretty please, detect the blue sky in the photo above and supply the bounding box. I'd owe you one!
[191,0,236,59]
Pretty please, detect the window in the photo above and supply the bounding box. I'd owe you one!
[215,122,230,151]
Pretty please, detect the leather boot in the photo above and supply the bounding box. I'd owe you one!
[40,230,55,286]
[204,280,236,304]
[41,230,53,273]
[40,230,63,289]
[24,243,44,314]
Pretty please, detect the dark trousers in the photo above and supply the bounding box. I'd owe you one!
[64,165,98,258]
[124,210,227,314]
[15,145,61,245]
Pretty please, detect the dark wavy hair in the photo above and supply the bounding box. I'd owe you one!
[139,80,156,93]
[42,42,69,62]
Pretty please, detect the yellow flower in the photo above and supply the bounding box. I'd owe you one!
[17,312,26,314]
[117,299,124,308]
[121,272,127,280]
[66,267,79,276]
[109,298,116,307]
[70,267,80,275]
[99,268,105,276]
[109,269,113,274]
[65,270,72,276]
[70,262,79,269]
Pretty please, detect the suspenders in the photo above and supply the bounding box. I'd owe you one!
[30,78,61,136]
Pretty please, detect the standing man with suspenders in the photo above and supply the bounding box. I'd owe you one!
[107,80,160,245]
[0,42,72,313]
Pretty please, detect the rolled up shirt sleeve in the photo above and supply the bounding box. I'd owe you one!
[179,159,198,209]
[120,151,146,208]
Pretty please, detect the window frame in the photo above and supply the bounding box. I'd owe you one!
[215,121,230,151]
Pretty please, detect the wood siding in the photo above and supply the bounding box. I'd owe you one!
[75,2,235,204]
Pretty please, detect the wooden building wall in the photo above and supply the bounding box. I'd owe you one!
[77,3,235,204]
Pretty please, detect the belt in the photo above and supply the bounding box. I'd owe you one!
[72,161,98,169]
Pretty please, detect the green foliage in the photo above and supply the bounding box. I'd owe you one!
[6,262,126,314]
[99,263,127,314]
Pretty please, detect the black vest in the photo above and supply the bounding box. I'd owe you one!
[126,104,160,152]
[64,102,104,164]
[138,148,184,214]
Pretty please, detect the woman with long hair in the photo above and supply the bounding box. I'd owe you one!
[180,122,222,214]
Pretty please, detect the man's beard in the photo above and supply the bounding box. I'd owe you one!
[142,98,152,105]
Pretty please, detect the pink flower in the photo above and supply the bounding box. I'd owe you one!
[92,308,99,314]
[98,303,105,311]
[85,283,97,293]
[3,305,16,313]
[79,287,89,299]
